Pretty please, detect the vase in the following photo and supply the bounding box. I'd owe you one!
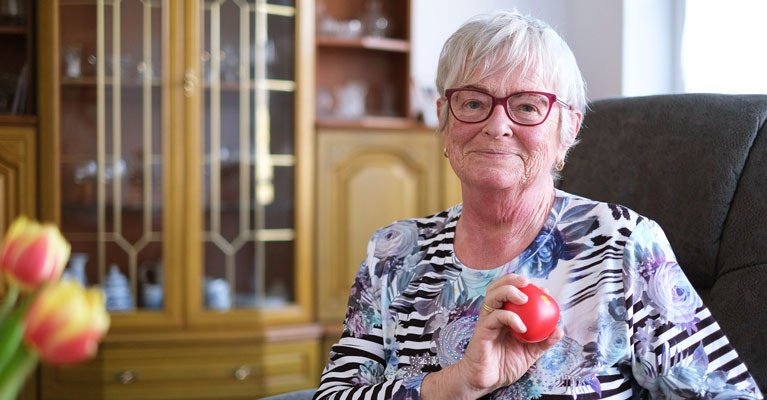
[61,253,88,287]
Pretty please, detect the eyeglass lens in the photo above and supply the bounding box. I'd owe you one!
[450,90,552,124]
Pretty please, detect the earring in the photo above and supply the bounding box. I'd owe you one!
[443,147,449,158]
[555,160,565,171]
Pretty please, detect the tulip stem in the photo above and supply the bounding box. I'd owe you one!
[0,346,38,400]
[0,284,19,323]
[0,287,34,373]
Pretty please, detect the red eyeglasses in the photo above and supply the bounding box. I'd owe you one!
[445,88,572,126]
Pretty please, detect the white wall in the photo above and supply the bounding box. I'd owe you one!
[411,0,670,101]
[410,0,570,93]
[622,0,684,96]
[564,0,624,100]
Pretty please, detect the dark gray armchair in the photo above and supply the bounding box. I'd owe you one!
[559,93,767,391]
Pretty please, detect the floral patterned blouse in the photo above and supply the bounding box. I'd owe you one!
[314,190,763,400]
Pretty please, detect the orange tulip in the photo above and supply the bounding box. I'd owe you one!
[0,217,70,291]
[23,281,110,364]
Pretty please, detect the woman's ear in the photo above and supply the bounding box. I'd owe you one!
[570,110,583,140]
[558,109,583,160]
[436,97,445,132]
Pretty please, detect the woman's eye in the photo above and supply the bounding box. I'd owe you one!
[519,104,537,113]
[466,100,482,109]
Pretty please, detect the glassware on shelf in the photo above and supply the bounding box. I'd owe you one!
[73,159,126,184]
[0,0,22,25]
[315,1,363,39]
[316,86,334,116]
[221,43,239,83]
[340,19,363,37]
[62,45,83,78]
[362,0,390,38]
[334,81,368,118]
[315,0,336,36]
[136,61,156,82]
[86,53,97,77]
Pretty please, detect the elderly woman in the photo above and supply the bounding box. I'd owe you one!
[314,11,763,400]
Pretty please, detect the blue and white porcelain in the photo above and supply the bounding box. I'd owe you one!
[104,264,134,312]
[204,278,231,311]
[141,283,163,310]
[61,253,88,287]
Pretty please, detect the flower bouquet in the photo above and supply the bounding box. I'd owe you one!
[0,217,110,400]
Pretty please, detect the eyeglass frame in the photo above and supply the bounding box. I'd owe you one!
[444,88,573,126]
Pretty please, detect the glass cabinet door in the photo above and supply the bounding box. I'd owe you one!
[57,0,173,323]
[48,0,312,328]
[196,0,304,317]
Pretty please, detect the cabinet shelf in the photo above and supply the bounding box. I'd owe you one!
[316,115,422,130]
[0,26,26,35]
[204,80,296,92]
[62,203,162,213]
[316,35,410,52]
[0,114,36,125]
[61,76,162,87]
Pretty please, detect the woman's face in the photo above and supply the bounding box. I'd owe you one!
[438,66,580,194]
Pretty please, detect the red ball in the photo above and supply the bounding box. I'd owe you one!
[502,283,560,343]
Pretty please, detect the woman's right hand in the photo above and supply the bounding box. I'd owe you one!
[421,274,563,399]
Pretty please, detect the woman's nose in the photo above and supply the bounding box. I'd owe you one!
[484,103,513,138]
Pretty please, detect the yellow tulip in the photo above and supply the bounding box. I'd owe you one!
[23,281,110,364]
[0,217,71,291]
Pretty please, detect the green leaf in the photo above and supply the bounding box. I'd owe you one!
[0,307,24,373]
[0,289,34,373]
[0,345,38,400]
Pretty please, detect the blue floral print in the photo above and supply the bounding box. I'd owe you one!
[518,227,569,278]
[316,191,763,400]
[633,343,759,399]
[644,260,701,329]
[374,220,420,259]
[352,360,386,386]
[626,230,702,333]
[517,199,597,279]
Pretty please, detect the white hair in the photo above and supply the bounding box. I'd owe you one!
[436,10,586,153]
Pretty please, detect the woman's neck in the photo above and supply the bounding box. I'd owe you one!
[455,179,555,270]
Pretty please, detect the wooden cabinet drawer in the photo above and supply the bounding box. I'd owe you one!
[40,340,320,400]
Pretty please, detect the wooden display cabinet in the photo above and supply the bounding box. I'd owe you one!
[0,0,36,224]
[0,122,35,235]
[315,0,414,128]
[315,127,443,360]
[311,0,461,371]
[0,2,37,397]
[0,0,34,116]
[37,1,317,398]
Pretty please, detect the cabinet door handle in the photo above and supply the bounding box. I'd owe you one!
[233,365,252,381]
[183,69,198,98]
[117,370,138,384]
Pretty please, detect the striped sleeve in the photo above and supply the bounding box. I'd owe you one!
[313,235,424,400]
[624,219,763,399]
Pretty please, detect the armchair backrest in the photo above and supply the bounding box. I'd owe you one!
[559,93,767,390]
